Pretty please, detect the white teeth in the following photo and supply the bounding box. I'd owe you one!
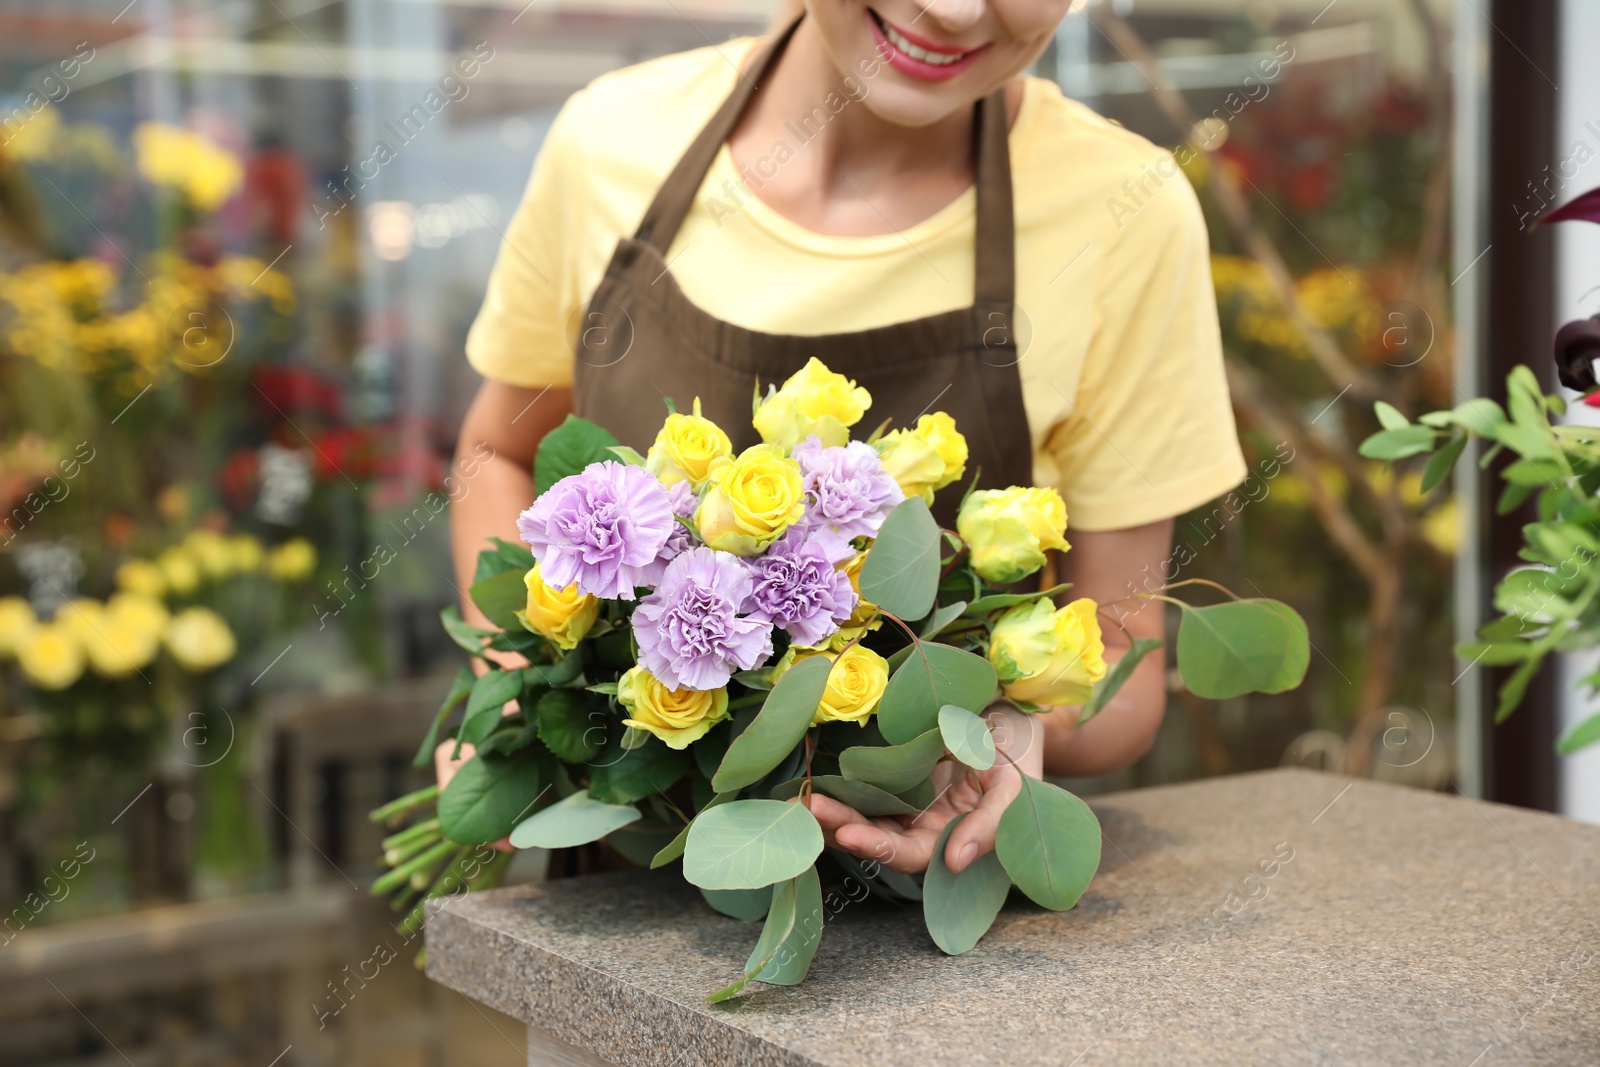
[882,22,964,65]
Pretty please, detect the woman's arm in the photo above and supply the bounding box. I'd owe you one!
[1037,517,1174,776]
[450,380,572,638]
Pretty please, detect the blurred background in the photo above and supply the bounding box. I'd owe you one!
[0,0,1592,1063]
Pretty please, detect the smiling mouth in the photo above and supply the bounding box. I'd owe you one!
[868,8,982,68]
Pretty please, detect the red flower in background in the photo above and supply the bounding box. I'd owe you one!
[310,427,377,482]
[253,366,342,421]
[219,448,261,510]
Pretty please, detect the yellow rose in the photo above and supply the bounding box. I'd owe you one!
[115,559,166,599]
[876,412,968,503]
[789,645,889,727]
[0,596,38,658]
[695,444,806,556]
[957,486,1070,585]
[266,538,317,582]
[18,622,84,690]
[646,398,732,489]
[230,534,265,572]
[165,607,237,671]
[184,529,234,578]
[83,609,162,678]
[159,547,201,595]
[988,597,1107,706]
[752,357,872,449]
[517,564,599,651]
[617,666,729,750]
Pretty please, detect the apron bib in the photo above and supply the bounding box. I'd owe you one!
[571,17,1032,529]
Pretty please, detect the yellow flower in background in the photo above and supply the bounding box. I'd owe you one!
[159,547,201,595]
[83,613,161,679]
[18,622,84,690]
[696,444,805,557]
[184,529,234,578]
[133,123,243,211]
[165,607,236,671]
[752,357,872,449]
[518,564,599,651]
[115,559,166,598]
[229,534,265,572]
[790,645,889,727]
[989,597,1107,707]
[5,106,60,162]
[958,486,1070,585]
[57,599,106,646]
[157,486,190,523]
[646,398,733,489]
[0,597,37,658]
[876,412,968,504]
[266,538,317,582]
[616,666,729,750]
[107,592,169,635]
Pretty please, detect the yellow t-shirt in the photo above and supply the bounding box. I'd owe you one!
[466,39,1246,531]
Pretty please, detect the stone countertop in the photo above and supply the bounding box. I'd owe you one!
[426,769,1600,1066]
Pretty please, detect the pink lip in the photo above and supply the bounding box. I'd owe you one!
[867,9,985,83]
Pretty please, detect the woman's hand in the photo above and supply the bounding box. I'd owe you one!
[803,704,1044,875]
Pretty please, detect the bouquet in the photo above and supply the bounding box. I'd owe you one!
[372,358,1309,997]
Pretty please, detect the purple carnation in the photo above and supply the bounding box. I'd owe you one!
[636,480,699,589]
[517,461,676,600]
[744,524,858,648]
[633,547,773,690]
[793,436,904,540]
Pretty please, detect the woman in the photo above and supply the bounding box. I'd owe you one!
[444,0,1245,876]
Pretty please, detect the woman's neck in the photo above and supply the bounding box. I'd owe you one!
[727,19,1012,237]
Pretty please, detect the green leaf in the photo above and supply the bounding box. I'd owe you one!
[920,601,969,638]
[651,792,738,869]
[923,813,1011,955]
[1077,638,1163,726]
[859,497,941,622]
[508,791,640,849]
[700,885,772,922]
[897,777,937,811]
[995,777,1100,911]
[437,748,552,844]
[963,585,1071,618]
[1456,641,1535,666]
[469,569,528,632]
[771,776,920,817]
[838,727,945,793]
[1420,434,1468,493]
[712,655,831,792]
[1453,398,1508,438]
[534,415,621,496]
[1358,425,1438,461]
[587,736,692,804]
[440,606,494,656]
[1495,656,1544,723]
[413,666,475,767]
[682,799,825,891]
[606,445,646,466]
[535,689,606,763]
[877,641,998,744]
[750,865,822,986]
[1519,522,1600,568]
[1175,599,1309,700]
[1373,401,1410,430]
[459,670,523,748]
[706,880,795,1003]
[1558,711,1600,755]
[938,705,995,770]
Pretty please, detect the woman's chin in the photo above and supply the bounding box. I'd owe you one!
[853,83,979,129]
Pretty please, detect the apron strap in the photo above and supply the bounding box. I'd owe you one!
[633,17,1015,311]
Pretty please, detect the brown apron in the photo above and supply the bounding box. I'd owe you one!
[571,17,1033,529]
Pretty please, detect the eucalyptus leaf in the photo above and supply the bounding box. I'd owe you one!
[1175,599,1309,700]
[1077,638,1163,726]
[534,415,621,495]
[938,704,995,770]
[770,776,920,817]
[751,865,823,985]
[508,791,639,849]
[712,655,831,792]
[994,777,1101,911]
[859,497,941,621]
[469,568,528,632]
[706,880,797,1003]
[700,885,773,922]
[651,791,738,869]
[838,727,945,793]
[963,585,1071,618]
[923,813,1012,955]
[682,799,825,891]
[877,641,998,744]
[920,601,969,638]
